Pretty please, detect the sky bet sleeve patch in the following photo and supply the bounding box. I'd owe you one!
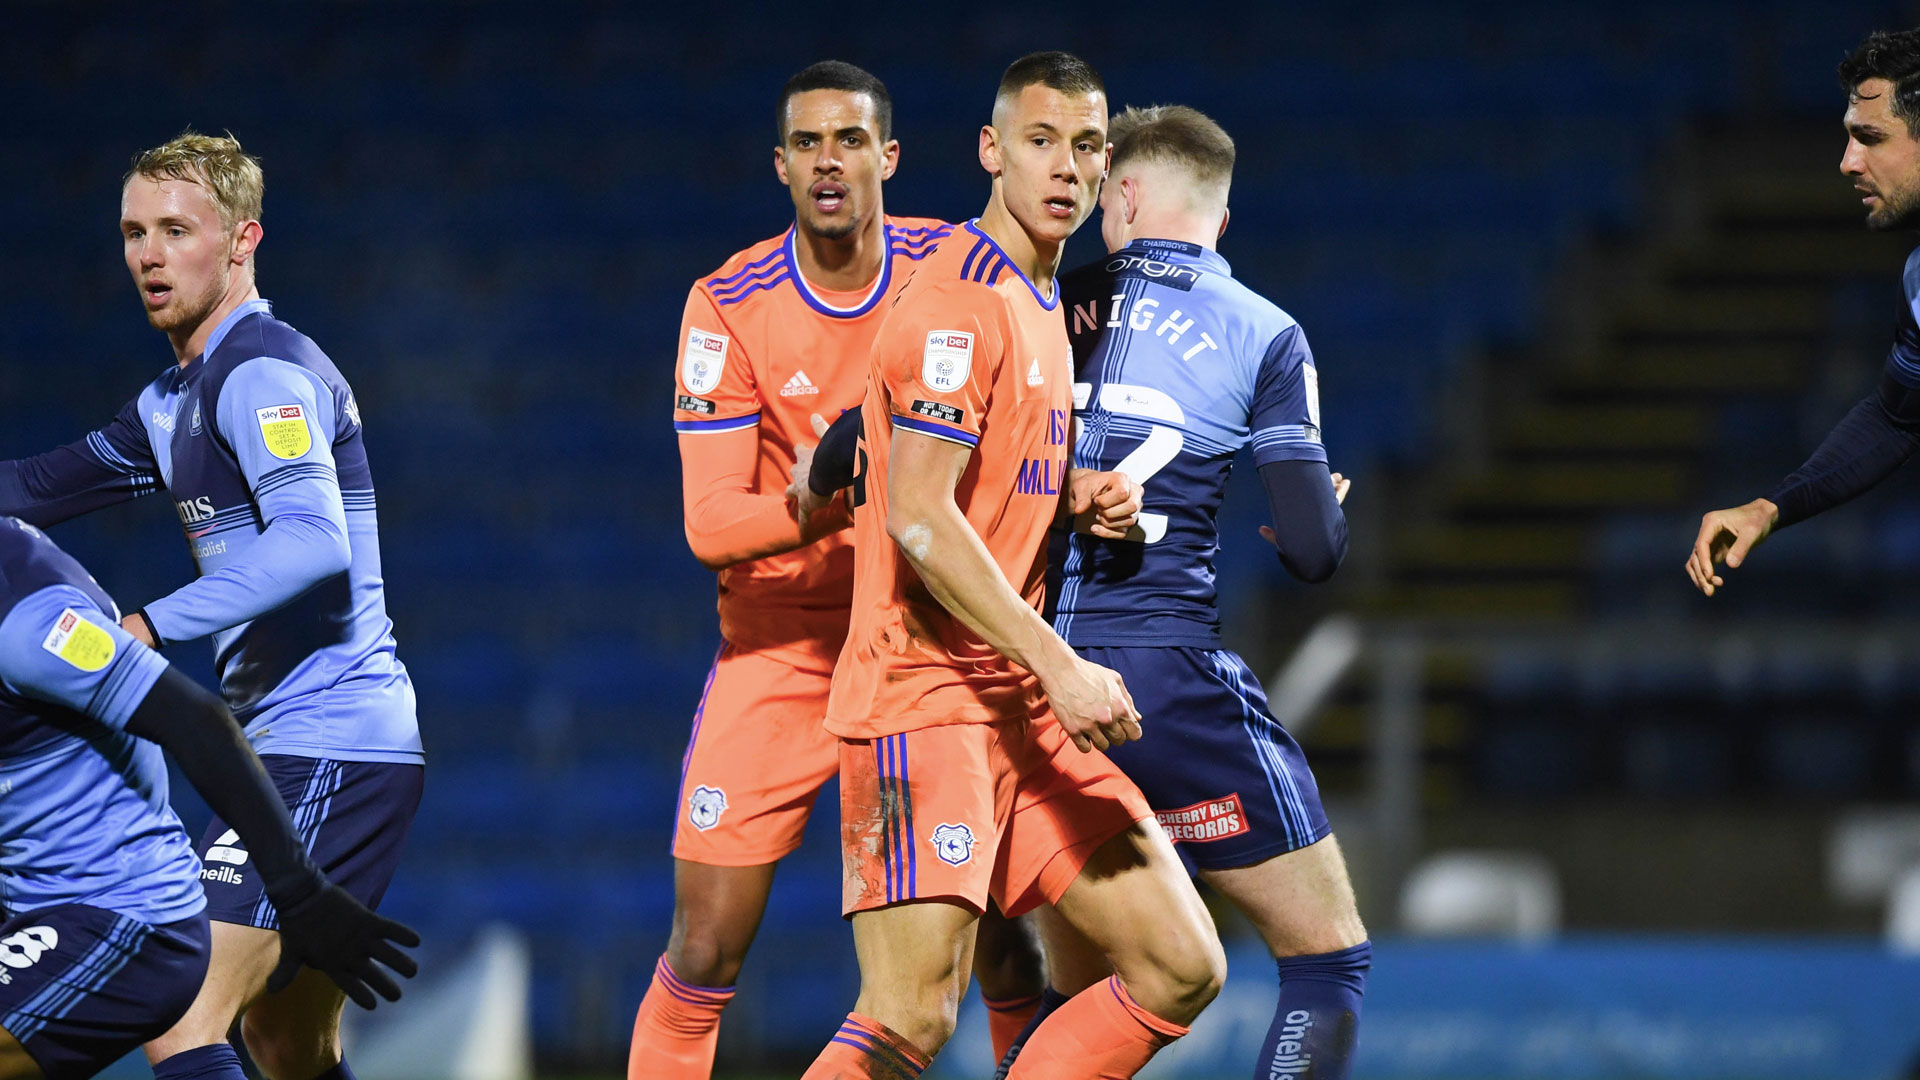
[256,404,313,460]
[42,608,115,673]
[921,330,973,392]
[910,400,965,425]
[683,328,730,394]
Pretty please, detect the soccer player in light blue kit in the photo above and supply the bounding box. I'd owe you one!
[0,516,416,1080]
[0,133,422,1080]
[1014,105,1372,1080]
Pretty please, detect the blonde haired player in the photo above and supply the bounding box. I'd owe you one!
[0,131,424,1080]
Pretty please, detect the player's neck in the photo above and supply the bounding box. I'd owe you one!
[975,199,1062,300]
[169,277,262,367]
[790,212,888,293]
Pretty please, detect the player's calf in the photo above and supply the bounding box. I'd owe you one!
[240,967,348,1080]
[1202,837,1371,1080]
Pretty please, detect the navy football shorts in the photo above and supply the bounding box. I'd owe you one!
[0,904,208,1080]
[1077,645,1331,873]
[197,755,424,931]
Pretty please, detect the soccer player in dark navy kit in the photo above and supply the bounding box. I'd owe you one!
[0,516,416,1080]
[1012,105,1371,1080]
[1691,29,1920,592]
[0,133,423,1080]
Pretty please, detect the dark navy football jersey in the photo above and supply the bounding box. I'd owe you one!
[1047,239,1326,648]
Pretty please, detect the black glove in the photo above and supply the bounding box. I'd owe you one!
[267,880,422,1009]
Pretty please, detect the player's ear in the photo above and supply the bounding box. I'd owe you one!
[774,145,790,186]
[881,139,900,182]
[1218,204,1230,241]
[979,125,1002,177]
[232,220,262,269]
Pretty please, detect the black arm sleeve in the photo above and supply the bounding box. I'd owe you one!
[124,666,325,908]
[0,440,154,528]
[1258,459,1349,583]
[809,405,863,495]
[1765,373,1920,529]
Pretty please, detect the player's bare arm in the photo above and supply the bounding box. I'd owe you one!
[887,427,1141,752]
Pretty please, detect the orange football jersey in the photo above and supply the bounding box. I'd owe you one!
[826,219,1075,738]
[675,217,953,658]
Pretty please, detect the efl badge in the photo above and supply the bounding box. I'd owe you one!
[684,329,730,394]
[42,609,115,673]
[256,404,311,460]
[1303,363,1321,431]
[922,331,973,392]
[930,822,977,866]
[205,828,250,866]
[688,785,728,831]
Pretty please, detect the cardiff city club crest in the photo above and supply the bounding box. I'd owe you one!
[930,822,977,866]
[687,785,728,831]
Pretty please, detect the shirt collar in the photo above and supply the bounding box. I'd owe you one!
[200,298,274,361]
[1122,238,1231,277]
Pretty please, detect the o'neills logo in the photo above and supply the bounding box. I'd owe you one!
[1266,1009,1313,1079]
[1156,793,1248,842]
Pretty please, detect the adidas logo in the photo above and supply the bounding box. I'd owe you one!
[1027,359,1045,387]
[780,370,821,397]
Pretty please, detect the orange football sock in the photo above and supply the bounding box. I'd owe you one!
[627,956,735,1080]
[1003,976,1189,1080]
[982,990,1044,1064]
[800,1013,932,1079]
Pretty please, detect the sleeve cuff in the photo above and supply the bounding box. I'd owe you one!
[675,413,760,434]
[891,415,980,448]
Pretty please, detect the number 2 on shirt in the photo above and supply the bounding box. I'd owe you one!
[1072,381,1183,544]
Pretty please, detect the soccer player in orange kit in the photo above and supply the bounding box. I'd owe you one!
[629,62,1043,1078]
[797,52,1226,1080]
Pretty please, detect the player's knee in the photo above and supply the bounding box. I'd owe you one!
[1167,931,1228,1015]
[1115,910,1225,1023]
[885,996,960,1058]
[854,973,964,1056]
[972,916,1045,1000]
[664,927,746,989]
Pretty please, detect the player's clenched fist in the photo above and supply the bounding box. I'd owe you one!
[1686,497,1778,596]
[1042,654,1144,753]
[1066,468,1142,539]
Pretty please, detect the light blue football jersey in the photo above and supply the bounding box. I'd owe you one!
[0,517,203,923]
